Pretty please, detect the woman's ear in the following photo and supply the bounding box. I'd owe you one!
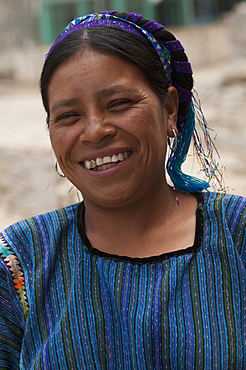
[165,86,179,137]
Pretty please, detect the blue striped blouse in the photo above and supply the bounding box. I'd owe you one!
[0,192,245,369]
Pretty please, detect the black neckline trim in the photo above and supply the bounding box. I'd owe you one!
[77,192,204,264]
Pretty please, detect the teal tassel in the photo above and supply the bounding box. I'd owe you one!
[167,102,210,192]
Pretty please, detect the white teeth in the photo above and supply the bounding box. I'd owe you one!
[84,151,130,170]
[84,160,91,169]
[118,153,124,161]
[112,154,118,162]
[96,157,103,166]
[96,163,117,171]
[103,156,111,164]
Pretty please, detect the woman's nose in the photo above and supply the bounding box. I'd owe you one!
[79,114,117,144]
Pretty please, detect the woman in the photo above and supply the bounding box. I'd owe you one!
[0,11,245,369]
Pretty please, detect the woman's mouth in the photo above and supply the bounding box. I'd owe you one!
[83,151,131,171]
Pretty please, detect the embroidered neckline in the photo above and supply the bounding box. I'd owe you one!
[0,236,29,319]
[77,192,204,264]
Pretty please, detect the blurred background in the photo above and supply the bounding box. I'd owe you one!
[0,0,246,228]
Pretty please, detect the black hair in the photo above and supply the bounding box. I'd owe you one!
[40,11,193,118]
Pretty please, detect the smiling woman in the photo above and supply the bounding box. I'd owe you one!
[0,10,245,370]
[47,49,178,211]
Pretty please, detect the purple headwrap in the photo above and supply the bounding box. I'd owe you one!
[46,12,192,89]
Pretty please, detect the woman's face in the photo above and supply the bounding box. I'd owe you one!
[48,49,178,209]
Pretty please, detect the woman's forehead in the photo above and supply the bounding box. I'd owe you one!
[50,48,144,81]
[47,50,153,104]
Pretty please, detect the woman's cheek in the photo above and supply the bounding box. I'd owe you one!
[50,127,70,153]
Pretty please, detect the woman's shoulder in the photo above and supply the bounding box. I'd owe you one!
[0,202,82,322]
[0,202,81,254]
[201,191,246,212]
[201,191,245,254]
[200,190,245,226]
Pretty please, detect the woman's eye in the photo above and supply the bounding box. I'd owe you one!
[57,112,79,122]
[109,100,131,109]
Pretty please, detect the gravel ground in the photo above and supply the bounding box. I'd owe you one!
[0,60,245,229]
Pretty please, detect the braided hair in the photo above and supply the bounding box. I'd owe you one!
[41,11,222,192]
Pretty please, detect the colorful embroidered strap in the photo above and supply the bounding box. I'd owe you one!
[0,237,29,319]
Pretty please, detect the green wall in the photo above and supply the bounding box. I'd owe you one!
[40,0,240,43]
[40,0,155,43]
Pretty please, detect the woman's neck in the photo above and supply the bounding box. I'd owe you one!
[82,185,196,258]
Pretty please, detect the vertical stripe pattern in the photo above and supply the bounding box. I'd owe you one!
[0,192,245,369]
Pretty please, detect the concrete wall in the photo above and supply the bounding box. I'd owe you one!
[230,2,246,57]
[0,45,47,82]
[0,21,231,82]
[170,20,233,68]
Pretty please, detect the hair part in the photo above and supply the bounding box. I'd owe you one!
[40,25,169,115]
